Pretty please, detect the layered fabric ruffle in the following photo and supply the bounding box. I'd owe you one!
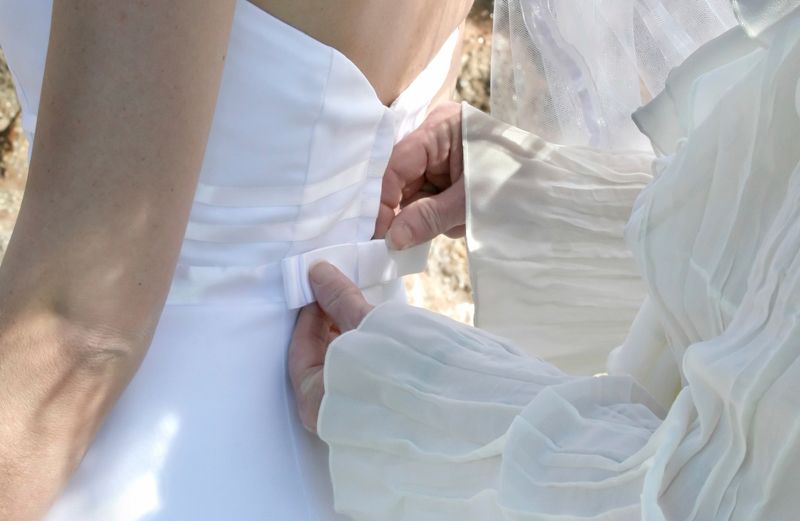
[320,302,663,521]
[463,103,652,375]
[319,10,800,521]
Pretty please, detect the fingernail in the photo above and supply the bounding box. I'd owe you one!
[386,222,412,250]
[310,262,337,285]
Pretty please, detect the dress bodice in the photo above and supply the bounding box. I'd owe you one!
[0,2,457,520]
[0,0,455,305]
[316,12,800,521]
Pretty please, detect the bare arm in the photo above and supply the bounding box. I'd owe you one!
[0,1,236,518]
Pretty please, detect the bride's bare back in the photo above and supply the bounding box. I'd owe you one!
[254,0,473,105]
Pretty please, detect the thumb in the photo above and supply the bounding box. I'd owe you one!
[386,178,466,250]
[309,262,373,331]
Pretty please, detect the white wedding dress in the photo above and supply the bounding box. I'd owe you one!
[0,1,453,519]
[318,4,800,521]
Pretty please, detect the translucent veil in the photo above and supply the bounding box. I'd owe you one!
[490,0,737,150]
[732,0,800,35]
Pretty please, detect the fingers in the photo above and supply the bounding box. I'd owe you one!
[385,177,466,250]
[309,262,373,332]
[288,304,329,383]
[375,102,463,240]
[289,264,372,432]
[374,199,398,240]
[296,368,324,433]
[445,224,466,239]
[375,137,428,238]
[288,303,331,433]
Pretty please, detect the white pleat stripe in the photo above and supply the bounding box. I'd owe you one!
[167,239,430,306]
[193,159,371,208]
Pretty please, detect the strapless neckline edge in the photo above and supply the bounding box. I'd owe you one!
[239,0,458,112]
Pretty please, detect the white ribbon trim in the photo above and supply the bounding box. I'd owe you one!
[183,199,377,243]
[281,239,431,309]
[193,159,371,208]
[167,239,430,306]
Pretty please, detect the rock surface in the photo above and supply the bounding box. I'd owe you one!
[0,49,27,258]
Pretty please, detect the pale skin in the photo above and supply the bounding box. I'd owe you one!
[376,101,466,248]
[0,2,238,519]
[290,103,467,432]
[254,0,473,105]
[0,1,471,518]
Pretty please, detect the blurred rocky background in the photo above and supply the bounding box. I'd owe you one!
[0,50,27,262]
[0,0,493,324]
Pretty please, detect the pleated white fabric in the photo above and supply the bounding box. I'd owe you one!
[318,9,800,521]
[463,103,653,375]
[0,0,456,519]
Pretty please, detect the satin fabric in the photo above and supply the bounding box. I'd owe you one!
[731,0,800,35]
[319,10,800,521]
[463,102,652,375]
[0,0,455,519]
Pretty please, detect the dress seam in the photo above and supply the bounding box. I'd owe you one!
[280,48,336,521]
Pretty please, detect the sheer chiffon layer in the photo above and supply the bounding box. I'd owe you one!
[320,303,663,521]
[319,12,800,521]
[489,0,736,150]
[463,103,652,375]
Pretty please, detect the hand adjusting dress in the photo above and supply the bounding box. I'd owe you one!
[0,1,454,519]
[318,8,800,521]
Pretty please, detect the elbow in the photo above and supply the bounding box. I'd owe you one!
[66,328,138,373]
[4,308,145,377]
[42,296,155,374]
[57,319,144,375]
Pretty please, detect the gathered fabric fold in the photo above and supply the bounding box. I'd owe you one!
[319,11,800,521]
[463,103,653,375]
